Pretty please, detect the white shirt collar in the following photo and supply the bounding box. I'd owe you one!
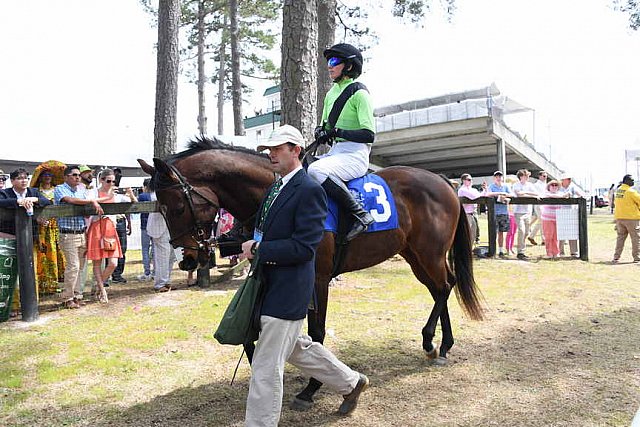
[279,166,302,188]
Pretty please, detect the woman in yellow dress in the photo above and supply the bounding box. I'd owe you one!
[30,161,67,295]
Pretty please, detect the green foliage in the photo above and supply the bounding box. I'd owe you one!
[614,0,640,30]
[179,0,280,95]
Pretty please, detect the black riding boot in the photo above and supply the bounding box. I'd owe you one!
[321,177,374,240]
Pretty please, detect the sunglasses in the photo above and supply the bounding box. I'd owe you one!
[327,57,343,67]
[67,173,81,177]
[549,184,559,187]
[103,179,115,184]
[41,173,53,177]
[0,177,7,182]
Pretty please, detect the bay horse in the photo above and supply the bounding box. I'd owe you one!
[138,136,483,409]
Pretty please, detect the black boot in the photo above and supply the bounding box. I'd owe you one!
[321,177,374,240]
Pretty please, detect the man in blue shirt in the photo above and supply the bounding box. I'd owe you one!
[54,165,103,308]
[487,171,514,258]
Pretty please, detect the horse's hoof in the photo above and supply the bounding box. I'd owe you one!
[289,397,313,412]
[431,356,448,366]
[425,347,439,360]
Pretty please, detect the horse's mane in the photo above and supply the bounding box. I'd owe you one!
[167,136,268,162]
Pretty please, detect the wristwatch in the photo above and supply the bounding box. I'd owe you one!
[250,241,259,255]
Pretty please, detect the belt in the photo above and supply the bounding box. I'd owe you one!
[60,228,86,234]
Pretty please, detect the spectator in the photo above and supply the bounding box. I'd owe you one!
[54,165,103,309]
[146,187,175,293]
[528,170,548,245]
[608,183,616,214]
[558,173,585,257]
[136,178,154,281]
[0,169,7,190]
[30,162,67,294]
[110,180,137,284]
[78,165,95,190]
[540,180,569,259]
[113,167,123,187]
[612,174,640,263]
[487,171,514,258]
[0,168,51,316]
[86,169,130,303]
[457,173,486,247]
[512,169,540,260]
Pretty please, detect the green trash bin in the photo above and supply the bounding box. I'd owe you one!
[0,238,18,322]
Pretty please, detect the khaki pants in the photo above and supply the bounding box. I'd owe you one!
[465,213,477,246]
[613,219,640,261]
[59,233,86,301]
[245,316,359,427]
[514,213,531,254]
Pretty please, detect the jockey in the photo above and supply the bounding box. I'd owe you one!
[308,43,375,240]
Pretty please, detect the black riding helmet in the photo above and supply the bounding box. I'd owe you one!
[323,43,363,80]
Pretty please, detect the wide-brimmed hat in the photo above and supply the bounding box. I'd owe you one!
[78,164,94,174]
[546,179,560,190]
[257,125,305,151]
[30,160,67,187]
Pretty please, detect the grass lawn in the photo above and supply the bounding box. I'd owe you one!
[1,209,638,426]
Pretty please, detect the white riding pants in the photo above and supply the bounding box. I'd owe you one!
[307,141,371,184]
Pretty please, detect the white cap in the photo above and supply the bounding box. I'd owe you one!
[257,124,305,151]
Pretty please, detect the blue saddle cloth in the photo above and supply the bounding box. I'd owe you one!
[325,174,399,234]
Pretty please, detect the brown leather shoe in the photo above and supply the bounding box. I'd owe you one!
[338,373,369,415]
[64,300,80,309]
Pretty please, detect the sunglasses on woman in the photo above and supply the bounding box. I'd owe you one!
[327,57,343,67]
[103,179,115,184]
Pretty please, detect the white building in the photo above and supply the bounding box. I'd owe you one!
[243,85,281,148]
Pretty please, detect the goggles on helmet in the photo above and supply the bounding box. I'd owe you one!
[327,57,344,67]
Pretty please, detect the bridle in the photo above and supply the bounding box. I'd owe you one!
[158,164,220,252]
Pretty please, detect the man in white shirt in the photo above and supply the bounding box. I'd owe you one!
[528,170,548,245]
[512,169,539,260]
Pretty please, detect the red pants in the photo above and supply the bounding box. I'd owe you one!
[542,219,559,257]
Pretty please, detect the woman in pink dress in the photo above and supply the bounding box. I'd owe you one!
[541,180,570,258]
[85,169,131,302]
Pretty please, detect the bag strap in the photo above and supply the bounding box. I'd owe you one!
[326,82,367,130]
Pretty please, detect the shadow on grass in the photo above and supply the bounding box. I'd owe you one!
[5,306,639,426]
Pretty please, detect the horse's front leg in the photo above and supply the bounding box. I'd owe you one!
[289,276,330,411]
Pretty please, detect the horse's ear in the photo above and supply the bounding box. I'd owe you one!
[137,159,155,176]
[152,158,179,183]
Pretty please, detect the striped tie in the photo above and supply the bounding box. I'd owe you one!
[259,178,283,227]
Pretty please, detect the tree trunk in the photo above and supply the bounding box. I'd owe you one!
[316,0,336,125]
[196,0,207,135]
[229,0,244,136]
[154,0,180,159]
[217,16,227,135]
[281,0,317,143]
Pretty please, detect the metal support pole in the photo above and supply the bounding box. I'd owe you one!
[496,138,506,174]
[578,198,589,261]
[15,209,38,322]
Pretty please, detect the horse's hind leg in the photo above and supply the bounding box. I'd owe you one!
[402,249,452,360]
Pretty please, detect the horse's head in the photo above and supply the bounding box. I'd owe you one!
[138,157,219,271]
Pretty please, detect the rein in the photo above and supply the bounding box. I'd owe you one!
[159,163,262,254]
[161,164,220,252]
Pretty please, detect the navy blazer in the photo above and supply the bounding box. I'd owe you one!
[256,169,328,320]
[0,187,51,237]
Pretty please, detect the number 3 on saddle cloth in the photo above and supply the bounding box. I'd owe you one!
[324,174,399,235]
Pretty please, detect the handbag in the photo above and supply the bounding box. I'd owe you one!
[214,253,263,345]
[99,217,117,251]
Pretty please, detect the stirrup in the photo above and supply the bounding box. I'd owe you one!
[346,213,374,241]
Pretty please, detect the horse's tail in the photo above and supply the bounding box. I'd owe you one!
[451,202,485,320]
